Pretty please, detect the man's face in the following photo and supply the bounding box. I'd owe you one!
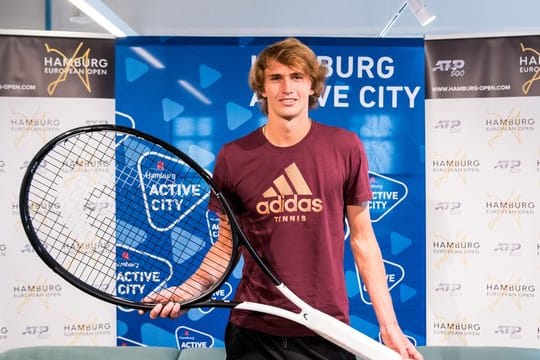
[261,60,314,121]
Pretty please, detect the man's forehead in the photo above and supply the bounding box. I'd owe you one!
[264,60,305,75]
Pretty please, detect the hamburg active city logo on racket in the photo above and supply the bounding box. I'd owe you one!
[138,151,209,232]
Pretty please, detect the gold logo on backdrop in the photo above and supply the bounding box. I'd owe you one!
[13,275,62,313]
[432,151,479,187]
[432,232,477,269]
[486,108,532,146]
[520,43,540,95]
[486,274,533,311]
[63,314,113,345]
[10,109,60,144]
[432,314,480,345]
[486,191,528,229]
[44,41,92,95]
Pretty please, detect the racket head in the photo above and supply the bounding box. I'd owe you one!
[19,125,239,310]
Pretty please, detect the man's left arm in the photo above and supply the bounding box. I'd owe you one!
[346,203,423,360]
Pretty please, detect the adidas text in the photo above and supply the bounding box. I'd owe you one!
[256,195,323,215]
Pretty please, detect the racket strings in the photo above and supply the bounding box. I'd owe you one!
[155,215,235,302]
[59,133,117,289]
[25,128,236,306]
[100,129,233,302]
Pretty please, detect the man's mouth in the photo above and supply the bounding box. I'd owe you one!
[280,98,297,105]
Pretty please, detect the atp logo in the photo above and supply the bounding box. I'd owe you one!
[432,59,465,77]
[435,283,462,296]
[21,325,49,338]
[494,325,522,339]
[433,59,465,72]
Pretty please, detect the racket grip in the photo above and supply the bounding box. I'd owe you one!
[236,283,402,360]
[306,307,402,360]
[235,300,401,360]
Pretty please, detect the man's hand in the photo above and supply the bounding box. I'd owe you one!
[381,323,423,360]
[137,286,189,319]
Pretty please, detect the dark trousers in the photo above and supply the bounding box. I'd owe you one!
[225,322,356,360]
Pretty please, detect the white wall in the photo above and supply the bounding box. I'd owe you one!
[1,0,540,37]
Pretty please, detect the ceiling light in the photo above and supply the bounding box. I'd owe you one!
[68,0,137,37]
[379,1,408,37]
[379,0,436,37]
[131,47,166,69]
[407,0,436,27]
[69,8,93,24]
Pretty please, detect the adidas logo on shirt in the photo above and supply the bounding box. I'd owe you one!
[255,163,323,217]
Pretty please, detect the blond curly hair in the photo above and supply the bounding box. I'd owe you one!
[249,38,328,115]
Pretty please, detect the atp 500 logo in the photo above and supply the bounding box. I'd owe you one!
[432,59,465,77]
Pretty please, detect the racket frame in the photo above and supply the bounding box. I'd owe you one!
[19,125,401,360]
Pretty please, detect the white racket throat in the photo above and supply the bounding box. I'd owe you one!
[234,283,401,360]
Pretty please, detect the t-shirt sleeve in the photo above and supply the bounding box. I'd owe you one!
[344,134,373,205]
[209,145,242,214]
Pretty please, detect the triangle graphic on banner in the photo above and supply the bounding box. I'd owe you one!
[200,64,222,88]
[141,323,177,347]
[125,57,149,82]
[226,101,252,130]
[188,144,216,168]
[162,97,184,122]
[390,231,413,255]
[400,284,417,302]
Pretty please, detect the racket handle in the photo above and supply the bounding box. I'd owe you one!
[236,300,401,360]
[236,283,401,360]
[305,307,402,360]
[279,283,402,360]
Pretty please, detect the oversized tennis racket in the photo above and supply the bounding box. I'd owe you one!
[19,124,401,360]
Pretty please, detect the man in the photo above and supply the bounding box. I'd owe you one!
[144,37,422,360]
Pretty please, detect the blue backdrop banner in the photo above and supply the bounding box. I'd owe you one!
[114,36,426,349]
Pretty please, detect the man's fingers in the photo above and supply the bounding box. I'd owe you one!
[160,302,176,318]
[137,287,187,319]
[149,303,164,320]
[169,302,183,319]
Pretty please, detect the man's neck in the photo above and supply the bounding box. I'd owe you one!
[263,116,312,147]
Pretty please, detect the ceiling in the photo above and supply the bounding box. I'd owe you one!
[1,0,540,38]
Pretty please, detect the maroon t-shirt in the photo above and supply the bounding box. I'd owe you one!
[212,121,372,336]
